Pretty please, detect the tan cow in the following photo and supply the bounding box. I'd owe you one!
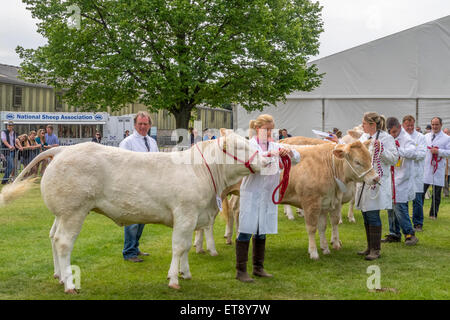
[280,141,379,259]
[0,131,269,292]
[281,129,365,224]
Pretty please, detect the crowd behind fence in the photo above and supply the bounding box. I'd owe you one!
[1,142,191,184]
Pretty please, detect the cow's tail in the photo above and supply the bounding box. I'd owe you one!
[0,147,65,207]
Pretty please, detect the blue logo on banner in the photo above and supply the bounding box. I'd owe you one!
[6,113,15,120]
[94,114,103,121]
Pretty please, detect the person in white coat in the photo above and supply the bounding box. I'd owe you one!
[422,117,450,220]
[402,115,427,232]
[236,114,300,282]
[355,112,399,260]
[381,117,418,245]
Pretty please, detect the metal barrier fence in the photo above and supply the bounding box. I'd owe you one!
[1,142,192,184]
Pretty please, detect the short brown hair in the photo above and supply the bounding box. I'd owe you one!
[46,125,54,130]
[134,111,152,125]
[402,115,415,123]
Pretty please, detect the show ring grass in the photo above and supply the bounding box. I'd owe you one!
[0,186,449,300]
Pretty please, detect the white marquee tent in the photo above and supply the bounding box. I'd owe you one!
[234,15,450,137]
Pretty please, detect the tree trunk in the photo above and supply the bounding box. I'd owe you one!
[171,104,193,146]
[172,105,192,130]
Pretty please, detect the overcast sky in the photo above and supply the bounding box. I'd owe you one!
[1,0,450,66]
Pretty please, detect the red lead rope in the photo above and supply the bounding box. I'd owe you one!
[272,154,292,204]
[427,146,441,174]
[391,140,400,204]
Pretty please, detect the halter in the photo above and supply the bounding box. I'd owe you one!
[333,145,373,179]
[217,137,259,174]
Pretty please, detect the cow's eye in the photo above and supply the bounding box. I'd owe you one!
[354,160,361,166]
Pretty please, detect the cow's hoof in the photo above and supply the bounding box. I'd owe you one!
[309,252,320,260]
[209,251,219,256]
[169,283,181,290]
[196,249,206,254]
[181,273,192,280]
[226,240,232,245]
[332,241,342,250]
[287,216,295,221]
[322,248,331,255]
[53,274,60,280]
[338,219,343,225]
[65,288,78,294]
[348,217,356,223]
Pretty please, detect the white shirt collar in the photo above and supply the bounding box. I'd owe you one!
[132,130,148,138]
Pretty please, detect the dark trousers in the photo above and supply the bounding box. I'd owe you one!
[423,184,442,218]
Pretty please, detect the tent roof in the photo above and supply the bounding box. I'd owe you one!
[288,15,450,99]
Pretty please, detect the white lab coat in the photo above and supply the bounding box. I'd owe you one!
[391,129,416,203]
[423,131,450,187]
[355,131,399,212]
[239,137,300,235]
[407,130,427,193]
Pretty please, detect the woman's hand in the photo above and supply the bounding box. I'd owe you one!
[325,133,339,143]
[279,148,293,158]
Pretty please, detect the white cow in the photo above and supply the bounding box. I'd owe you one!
[0,130,269,293]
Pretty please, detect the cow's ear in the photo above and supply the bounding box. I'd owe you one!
[363,140,371,149]
[333,146,346,159]
[348,129,362,139]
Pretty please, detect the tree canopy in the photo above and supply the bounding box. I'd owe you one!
[17,0,324,129]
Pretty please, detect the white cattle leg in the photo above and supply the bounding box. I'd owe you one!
[330,207,343,250]
[347,199,356,223]
[204,225,218,256]
[168,218,197,290]
[303,208,319,260]
[318,212,330,255]
[284,205,295,220]
[49,217,61,281]
[222,198,234,245]
[194,229,206,254]
[338,210,343,224]
[53,213,87,294]
[225,213,234,245]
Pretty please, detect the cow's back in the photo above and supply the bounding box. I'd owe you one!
[40,142,208,226]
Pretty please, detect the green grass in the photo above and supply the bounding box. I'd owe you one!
[0,186,449,300]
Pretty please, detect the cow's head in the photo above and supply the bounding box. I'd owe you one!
[333,140,379,185]
[218,129,270,176]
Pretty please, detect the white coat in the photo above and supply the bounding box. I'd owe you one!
[355,131,399,212]
[239,137,300,235]
[391,129,416,203]
[423,131,450,187]
[407,130,427,193]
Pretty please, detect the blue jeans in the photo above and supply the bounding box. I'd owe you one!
[411,192,424,227]
[123,224,145,259]
[1,151,15,184]
[388,203,415,238]
[237,232,266,242]
[362,210,382,227]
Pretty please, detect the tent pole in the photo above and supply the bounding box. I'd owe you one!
[322,99,325,131]
[416,98,419,124]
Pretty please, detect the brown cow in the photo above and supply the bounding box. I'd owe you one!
[280,141,379,259]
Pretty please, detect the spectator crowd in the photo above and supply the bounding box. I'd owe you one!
[1,122,59,184]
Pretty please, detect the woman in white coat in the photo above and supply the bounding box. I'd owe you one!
[355,112,399,260]
[236,114,300,283]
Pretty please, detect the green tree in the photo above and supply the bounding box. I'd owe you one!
[17,0,323,129]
